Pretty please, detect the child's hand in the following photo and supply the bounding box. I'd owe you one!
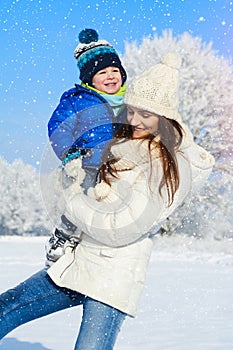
[64,158,85,184]
[62,150,82,166]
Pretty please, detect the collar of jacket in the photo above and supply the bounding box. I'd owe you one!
[81,82,126,97]
[81,82,126,116]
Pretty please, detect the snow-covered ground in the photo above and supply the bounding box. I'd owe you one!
[0,235,233,350]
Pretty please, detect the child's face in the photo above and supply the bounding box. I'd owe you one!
[92,67,122,94]
[127,106,159,139]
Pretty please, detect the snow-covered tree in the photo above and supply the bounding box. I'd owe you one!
[0,157,50,235]
[122,30,233,239]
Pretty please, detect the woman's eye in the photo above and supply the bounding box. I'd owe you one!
[127,109,134,114]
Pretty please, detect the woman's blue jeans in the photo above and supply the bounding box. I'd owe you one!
[0,269,126,350]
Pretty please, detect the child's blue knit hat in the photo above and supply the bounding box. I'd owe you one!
[74,29,127,86]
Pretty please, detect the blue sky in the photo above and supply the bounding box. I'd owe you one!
[1,0,232,169]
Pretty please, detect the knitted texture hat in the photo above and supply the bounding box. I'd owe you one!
[74,29,127,86]
[124,52,182,121]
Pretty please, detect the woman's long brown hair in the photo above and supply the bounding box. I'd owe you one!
[99,116,184,207]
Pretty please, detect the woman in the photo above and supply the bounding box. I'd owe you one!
[0,53,215,349]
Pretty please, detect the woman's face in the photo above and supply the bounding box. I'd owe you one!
[92,67,122,94]
[126,106,159,139]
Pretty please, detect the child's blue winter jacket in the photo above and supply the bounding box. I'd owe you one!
[48,84,125,168]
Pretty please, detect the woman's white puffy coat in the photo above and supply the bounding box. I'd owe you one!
[48,136,215,317]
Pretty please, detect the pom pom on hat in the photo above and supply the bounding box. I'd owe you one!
[161,52,181,70]
[124,52,181,121]
[78,28,99,44]
[74,28,127,85]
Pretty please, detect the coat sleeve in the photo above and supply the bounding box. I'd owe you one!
[180,141,215,193]
[179,122,215,192]
[63,157,192,247]
[62,139,214,247]
[64,171,160,247]
[47,90,116,161]
[48,91,78,160]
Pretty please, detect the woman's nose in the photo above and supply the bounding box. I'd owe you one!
[130,113,140,125]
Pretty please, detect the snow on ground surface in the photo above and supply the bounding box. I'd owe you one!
[0,235,233,350]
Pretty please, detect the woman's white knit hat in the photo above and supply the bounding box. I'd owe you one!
[124,52,181,121]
